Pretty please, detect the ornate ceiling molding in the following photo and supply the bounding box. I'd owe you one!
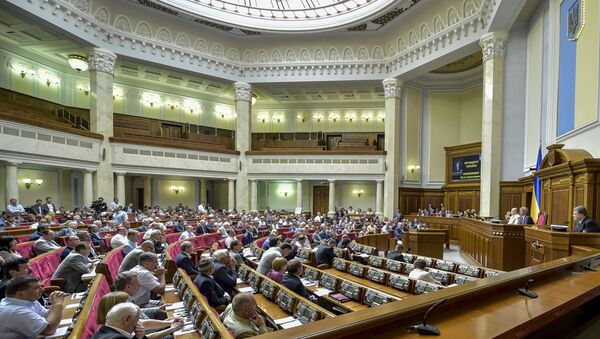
[8,0,497,83]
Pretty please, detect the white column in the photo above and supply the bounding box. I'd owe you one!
[250,179,258,212]
[199,178,207,205]
[479,32,508,218]
[87,48,117,201]
[143,176,152,208]
[115,172,126,206]
[5,161,19,204]
[83,170,94,207]
[376,180,384,216]
[228,179,235,211]
[296,179,303,214]
[234,82,252,211]
[382,78,402,218]
[328,179,336,216]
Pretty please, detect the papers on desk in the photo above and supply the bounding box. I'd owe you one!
[59,318,73,326]
[246,256,257,261]
[164,286,176,293]
[356,253,369,258]
[314,287,333,297]
[236,278,244,284]
[237,286,255,293]
[45,325,69,338]
[71,292,85,300]
[65,303,79,309]
[280,320,304,329]
[300,278,316,287]
[274,316,296,325]
[165,301,185,311]
[81,272,96,279]
[174,327,198,336]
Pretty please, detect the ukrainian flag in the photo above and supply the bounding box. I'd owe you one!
[531,148,542,223]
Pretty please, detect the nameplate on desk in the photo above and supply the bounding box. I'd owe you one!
[238,286,256,293]
[166,301,185,311]
[71,292,85,300]
[314,287,333,296]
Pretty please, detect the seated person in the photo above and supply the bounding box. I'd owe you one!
[281,259,310,298]
[114,272,167,321]
[88,223,104,247]
[408,259,437,284]
[92,302,142,339]
[0,275,67,338]
[178,225,196,241]
[29,224,49,242]
[52,242,92,293]
[33,230,60,256]
[257,238,292,275]
[149,231,167,254]
[175,241,200,276]
[56,221,78,237]
[119,241,155,274]
[96,291,182,338]
[212,249,238,295]
[110,227,128,249]
[0,236,22,262]
[387,244,406,262]
[60,235,80,261]
[0,258,30,300]
[267,257,287,283]
[573,206,600,233]
[220,293,270,338]
[193,258,230,308]
[122,230,140,255]
[225,229,237,249]
[229,240,245,269]
[316,239,337,267]
[130,252,166,307]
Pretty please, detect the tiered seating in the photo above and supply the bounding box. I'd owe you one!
[15,240,36,258]
[68,273,112,339]
[29,247,64,287]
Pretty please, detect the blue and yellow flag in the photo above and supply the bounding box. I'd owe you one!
[531,147,542,223]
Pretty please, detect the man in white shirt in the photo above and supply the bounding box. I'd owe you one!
[112,206,128,226]
[110,227,128,249]
[225,229,237,248]
[507,208,522,224]
[130,252,166,307]
[6,199,25,214]
[197,202,206,213]
[109,197,121,211]
[408,259,438,284]
[178,225,196,241]
[257,239,292,275]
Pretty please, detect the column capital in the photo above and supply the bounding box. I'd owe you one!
[87,48,117,75]
[328,179,336,183]
[376,179,384,184]
[250,179,257,182]
[84,169,95,174]
[233,82,252,102]
[382,78,403,99]
[4,161,21,166]
[479,31,508,61]
[115,171,126,176]
[228,178,236,182]
[295,179,303,183]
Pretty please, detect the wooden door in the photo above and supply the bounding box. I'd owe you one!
[313,186,329,215]
[163,124,182,138]
[137,188,144,209]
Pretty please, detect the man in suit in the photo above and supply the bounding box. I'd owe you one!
[316,239,337,267]
[88,222,104,247]
[281,259,310,298]
[175,241,200,276]
[519,207,535,225]
[387,244,406,262]
[119,241,155,274]
[31,199,45,216]
[52,242,92,293]
[92,302,145,339]
[43,197,56,215]
[573,206,600,233]
[60,235,80,261]
[212,249,238,295]
[193,258,230,308]
[122,230,139,255]
[33,230,61,256]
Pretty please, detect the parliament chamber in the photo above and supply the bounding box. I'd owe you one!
[2,0,600,338]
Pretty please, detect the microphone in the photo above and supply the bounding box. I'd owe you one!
[517,279,538,298]
[407,298,447,335]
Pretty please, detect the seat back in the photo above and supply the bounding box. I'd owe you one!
[15,241,36,258]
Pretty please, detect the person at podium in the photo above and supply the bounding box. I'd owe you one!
[573,206,600,233]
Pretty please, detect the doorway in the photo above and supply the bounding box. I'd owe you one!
[137,188,144,209]
[313,186,329,215]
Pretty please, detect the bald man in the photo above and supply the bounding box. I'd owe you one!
[220,293,270,338]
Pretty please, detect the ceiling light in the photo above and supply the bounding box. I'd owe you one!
[68,54,89,72]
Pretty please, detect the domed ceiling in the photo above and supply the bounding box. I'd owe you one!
[132,0,420,33]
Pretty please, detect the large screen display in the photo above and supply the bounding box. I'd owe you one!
[451,154,481,181]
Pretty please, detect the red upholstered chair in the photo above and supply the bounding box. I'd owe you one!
[218,239,227,249]
[166,232,181,244]
[103,236,113,250]
[16,241,36,258]
[537,212,547,226]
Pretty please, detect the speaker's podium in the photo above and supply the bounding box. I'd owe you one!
[524,226,600,265]
[402,230,446,259]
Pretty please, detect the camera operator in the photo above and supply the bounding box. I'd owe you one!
[91,197,108,214]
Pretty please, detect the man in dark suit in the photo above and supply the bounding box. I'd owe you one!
[31,199,45,216]
[573,206,600,233]
[282,259,310,298]
[316,239,337,267]
[52,242,92,293]
[387,244,406,262]
[175,241,200,276]
[519,207,535,225]
[193,258,230,308]
[92,302,146,339]
[212,249,238,295]
[43,196,57,215]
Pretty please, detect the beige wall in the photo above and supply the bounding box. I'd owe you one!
[405,86,422,181]
[266,181,297,211]
[155,178,196,208]
[336,182,376,211]
[211,179,228,210]
[16,168,59,208]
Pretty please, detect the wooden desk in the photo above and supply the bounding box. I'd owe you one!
[306,285,368,312]
[413,216,461,242]
[524,226,600,265]
[235,282,291,323]
[324,269,410,299]
[458,218,525,271]
[355,234,396,253]
[402,231,445,259]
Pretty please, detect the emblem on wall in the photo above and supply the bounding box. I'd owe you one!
[567,0,585,40]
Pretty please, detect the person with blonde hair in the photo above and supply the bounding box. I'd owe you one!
[96,292,183,339]
[267,257,287,283]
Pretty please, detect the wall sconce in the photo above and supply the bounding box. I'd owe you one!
[362,114,373,122]
[329,113,339,123]
[251,93,257,105]
[23,178,43,190]
[113,87,125,100]
[77,85,89,96]
[279,191,289,197]
[408,165,421,173]
[258,114,269,123]
[183,99,201,114]
[37,70,60,87]
[169,185,185,194]
[273,114,284,123]
[377,113,386,122]
[165,101,180,110]
[345,113,356,122]
[297,114,305,123]
[352,189,364,198]
[313,114,323,123]
[141,93,161,107]
[67,54,89,73]
[9,63,36,79]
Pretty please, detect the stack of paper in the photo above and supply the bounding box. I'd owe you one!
[237,286,255,293]
[166,301,185,311]
[313,287,332,296]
